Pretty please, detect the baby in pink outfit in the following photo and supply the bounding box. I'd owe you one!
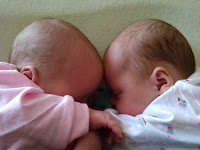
[0,19,122,150]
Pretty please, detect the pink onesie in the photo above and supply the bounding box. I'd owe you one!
[0,62,89,150]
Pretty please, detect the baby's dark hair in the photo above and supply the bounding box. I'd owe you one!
[107,19,195,79]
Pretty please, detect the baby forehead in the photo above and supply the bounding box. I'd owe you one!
[105,39,136,63]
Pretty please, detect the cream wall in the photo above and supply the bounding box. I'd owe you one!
[0,0,200,65]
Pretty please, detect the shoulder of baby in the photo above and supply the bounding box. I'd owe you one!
[0,62,17,70]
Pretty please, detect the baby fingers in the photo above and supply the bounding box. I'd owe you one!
[104,114,123,140]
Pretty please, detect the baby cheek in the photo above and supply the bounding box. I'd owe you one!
[115,101,130,114]
[115,99,140,116]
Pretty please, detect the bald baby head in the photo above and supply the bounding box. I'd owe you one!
[9,19,103,100]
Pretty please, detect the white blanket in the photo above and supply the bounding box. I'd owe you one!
[106,71,200,150]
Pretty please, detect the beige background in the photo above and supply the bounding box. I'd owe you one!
[0,0,200,66]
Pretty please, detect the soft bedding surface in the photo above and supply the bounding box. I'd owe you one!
[0,0,200,66]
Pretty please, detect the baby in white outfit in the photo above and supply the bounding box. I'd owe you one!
[103,19,200,150]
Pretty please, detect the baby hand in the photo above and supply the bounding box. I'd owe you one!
[89,108,123,144]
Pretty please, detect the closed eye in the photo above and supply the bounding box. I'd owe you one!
[112,94,119,100]
[110,90,121,105]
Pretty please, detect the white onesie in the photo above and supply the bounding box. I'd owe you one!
[106,71,200,150]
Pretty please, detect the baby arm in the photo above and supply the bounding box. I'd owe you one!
[89,108,123,144]
[66,108,122,150]
[67,109,122,150]
[72,130,102,150]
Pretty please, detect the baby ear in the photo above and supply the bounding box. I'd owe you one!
[150,66,173,94]
[20,65,38,84]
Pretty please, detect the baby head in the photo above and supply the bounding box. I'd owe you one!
[9,18,103,102]
[104,19,195,116]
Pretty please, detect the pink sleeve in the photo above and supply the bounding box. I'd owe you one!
[0,87,89,149]
[0,62,89,149]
